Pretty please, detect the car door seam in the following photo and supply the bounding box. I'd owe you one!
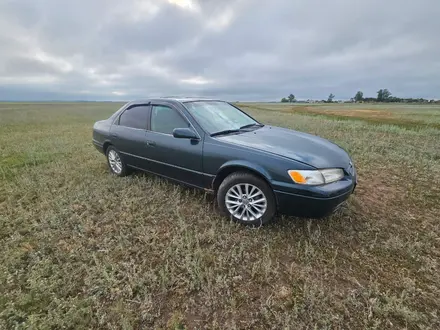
[120,151,214,177]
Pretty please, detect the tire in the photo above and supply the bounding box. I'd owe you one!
[106,146,129,177]
[217,172,276,226]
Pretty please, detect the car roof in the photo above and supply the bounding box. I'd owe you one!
[129,97,223,105]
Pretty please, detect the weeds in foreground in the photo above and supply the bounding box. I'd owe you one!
[0,103,439,329]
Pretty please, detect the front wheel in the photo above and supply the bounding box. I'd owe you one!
[217,172,276,226]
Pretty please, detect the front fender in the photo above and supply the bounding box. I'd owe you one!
[217,160,272,181]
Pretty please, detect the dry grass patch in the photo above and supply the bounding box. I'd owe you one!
[1,102,439,329]
[239,102,440,130]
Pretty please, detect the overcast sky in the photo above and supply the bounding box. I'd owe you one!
[0,0,439,101]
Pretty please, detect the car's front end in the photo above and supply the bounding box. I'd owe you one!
[272,161,357,217]
[211,125,357,218]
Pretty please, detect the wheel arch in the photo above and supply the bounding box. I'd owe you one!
[103,141,112,154]
[212,161,273,193]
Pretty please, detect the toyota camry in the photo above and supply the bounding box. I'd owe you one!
[93,98,357,225]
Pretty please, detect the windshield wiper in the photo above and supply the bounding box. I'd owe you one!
[210,129,241,137]
[239,123,264,130]
[211,124,264,137]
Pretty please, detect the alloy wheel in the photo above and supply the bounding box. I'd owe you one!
[225,183,267,221]
[108,150,123,174]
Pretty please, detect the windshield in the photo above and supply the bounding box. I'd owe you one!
[183,101,259,134]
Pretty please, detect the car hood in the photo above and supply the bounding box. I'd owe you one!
[216,126,351,169]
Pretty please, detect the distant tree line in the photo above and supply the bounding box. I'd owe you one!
[281,93,337,103]
[281,89,439,104]
[281,94,297,103]
[350,89,438,103]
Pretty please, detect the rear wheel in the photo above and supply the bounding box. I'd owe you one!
[106,146,128,177]
[217,172,276,226]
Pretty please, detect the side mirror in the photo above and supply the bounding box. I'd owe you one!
[173,127,199,140]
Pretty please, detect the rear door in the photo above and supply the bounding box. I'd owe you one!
[144,103,204,187]
[109,104,150,169]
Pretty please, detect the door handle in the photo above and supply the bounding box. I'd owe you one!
[146,140,156,147]
[111,133,118,138]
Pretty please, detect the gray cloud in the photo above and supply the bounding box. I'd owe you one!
[0,0,439,101]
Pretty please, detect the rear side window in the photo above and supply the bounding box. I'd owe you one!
[119,105,149,129]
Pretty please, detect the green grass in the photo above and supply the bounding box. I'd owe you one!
[1,102,440,329]
[239,102,440,129]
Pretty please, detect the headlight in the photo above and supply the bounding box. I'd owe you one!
[288,168,344,185]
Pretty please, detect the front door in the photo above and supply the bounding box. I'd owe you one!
[144,104,204,188]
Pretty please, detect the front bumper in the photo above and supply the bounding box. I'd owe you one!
[273,171,356,218]
[275,186,354,217]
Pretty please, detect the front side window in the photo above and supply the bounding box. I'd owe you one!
[183,101,258,134]
[150,105,189,134]
[119,105,149,129]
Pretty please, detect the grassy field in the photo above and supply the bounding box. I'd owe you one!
[1,102,440,329]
